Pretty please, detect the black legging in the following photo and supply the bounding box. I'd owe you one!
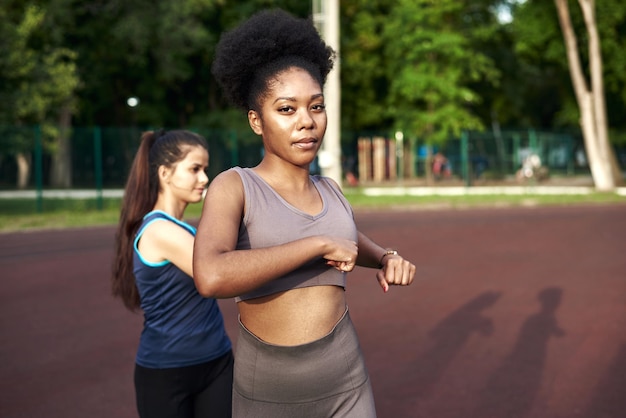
[134,350,234,418]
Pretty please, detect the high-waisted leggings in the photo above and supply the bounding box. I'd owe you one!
[233,308,376,417]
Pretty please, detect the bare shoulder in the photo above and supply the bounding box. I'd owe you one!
[207,168,244,197]
[143,218,191,244]
[139,218,193,262]
[200,168,245,225]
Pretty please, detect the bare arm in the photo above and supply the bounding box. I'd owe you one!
[192,170,358,298]
[138,219,196,277]
[356,231,416,293]
[323,175,416,293]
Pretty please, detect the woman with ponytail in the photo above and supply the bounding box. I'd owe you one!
[112,129,233,418]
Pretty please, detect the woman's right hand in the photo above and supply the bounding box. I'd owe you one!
[322,237,358,272]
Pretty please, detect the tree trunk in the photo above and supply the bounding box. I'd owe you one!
[16,152,31,189]
[554,0,616,191]
[50,104,73,188]
[579,0,622,185]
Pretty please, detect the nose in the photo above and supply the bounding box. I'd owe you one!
[199,170,209,185]
[297,109,315,130]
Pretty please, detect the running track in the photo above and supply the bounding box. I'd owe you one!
[1,204,625,418]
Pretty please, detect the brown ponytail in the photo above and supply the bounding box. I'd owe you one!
[111,129,207,311]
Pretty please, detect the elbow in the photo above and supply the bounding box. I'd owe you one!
[193,274,219,298]
[195,283,215,298]
[193,252,237,298]
[193,270,229,299]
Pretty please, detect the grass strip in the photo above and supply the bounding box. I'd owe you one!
[1,191,625,233]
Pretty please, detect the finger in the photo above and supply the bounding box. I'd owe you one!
[341,261,355,272]
[387,261,412,286]
[405,262,416,285]
[397,262,410,285]
[387,261,403,286]
[387,259,412,286]
[402,265,412,285]
[376,270,389,293]
[407,263,416,285]
[328,260,355,273]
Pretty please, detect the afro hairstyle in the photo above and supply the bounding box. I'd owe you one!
[211,8,335,111]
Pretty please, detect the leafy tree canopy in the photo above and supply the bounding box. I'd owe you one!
[0,1,78,126]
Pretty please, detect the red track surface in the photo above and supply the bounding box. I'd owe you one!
[1,204,625,418]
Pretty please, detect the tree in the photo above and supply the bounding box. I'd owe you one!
[340,0,394,131]
[554,0,619,190]
[64,0,222,128]
[340,1,505,181]
[341,1,500,134]
[0,1,79,188]
[382,0,499,145]
[509,0,625,187]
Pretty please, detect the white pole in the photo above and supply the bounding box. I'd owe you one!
[313,0,342,186]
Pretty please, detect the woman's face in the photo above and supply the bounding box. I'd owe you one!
[249,67,327,168]
[161,145,209,203]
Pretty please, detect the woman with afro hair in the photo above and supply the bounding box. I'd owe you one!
[193,9,415,417]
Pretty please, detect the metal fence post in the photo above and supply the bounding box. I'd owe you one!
[513,133,520,167]
[34,125,43,212]
[408,136,416,178]
[529,129,538,154]
[565,134,574,175]
[94,126,103,210]
[461,130,470,187]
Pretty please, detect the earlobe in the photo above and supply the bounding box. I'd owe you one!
[248,110,263,135]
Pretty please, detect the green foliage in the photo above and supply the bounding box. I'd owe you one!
[0,1,79,160]
[382,0,499,143]
[46,0,312,128]
[0,2,79,126]
[340,0,393,129]
[341,0,500,143]
[596,0,626,124]
[63,0,224,127]
[510,0,626,132]
[1,0,625,154]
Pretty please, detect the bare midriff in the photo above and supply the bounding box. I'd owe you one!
[238,285,346,346]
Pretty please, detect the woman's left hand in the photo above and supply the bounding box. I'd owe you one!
[377,254,416,293]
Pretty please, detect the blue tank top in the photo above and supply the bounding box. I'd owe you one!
[233,167,358,302]
[133,210,231,368]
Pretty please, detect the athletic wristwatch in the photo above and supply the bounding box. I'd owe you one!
[378,249,398,269]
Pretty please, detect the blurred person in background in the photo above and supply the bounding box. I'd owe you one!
[432,151,451,180]
[111,129,233,418]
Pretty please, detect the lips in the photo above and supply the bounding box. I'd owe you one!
[293,138,318,150]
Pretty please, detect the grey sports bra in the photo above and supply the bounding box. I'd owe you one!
[232,167,357,302]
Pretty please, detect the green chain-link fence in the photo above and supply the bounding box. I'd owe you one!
[0,126,264,191]
[2,125,622,206]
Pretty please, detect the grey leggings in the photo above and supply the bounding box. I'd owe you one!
[233,308,376,418]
